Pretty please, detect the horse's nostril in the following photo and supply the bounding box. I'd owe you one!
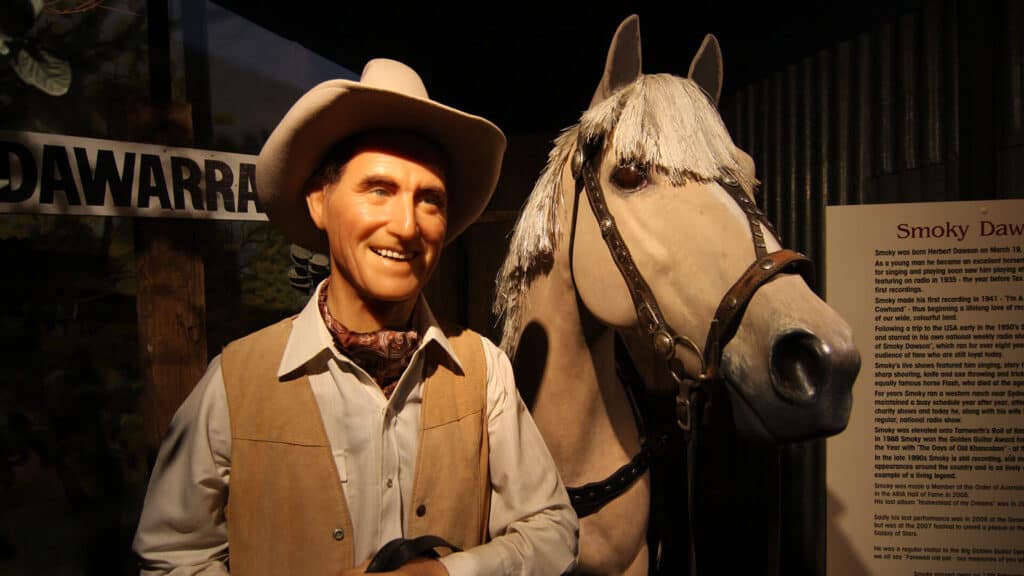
[770,330,830,403]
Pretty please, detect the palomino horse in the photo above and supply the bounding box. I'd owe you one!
[493,16,860,575]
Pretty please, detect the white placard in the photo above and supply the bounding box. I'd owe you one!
[826,199,1024,576]
[0,130,267,221]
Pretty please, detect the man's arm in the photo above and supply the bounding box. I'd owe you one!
[437,341,579,576]
[133,358,232,575]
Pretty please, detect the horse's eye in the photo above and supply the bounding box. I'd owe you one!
[610,164,648,191]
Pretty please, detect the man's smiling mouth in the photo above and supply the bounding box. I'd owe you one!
[372,247,416,262]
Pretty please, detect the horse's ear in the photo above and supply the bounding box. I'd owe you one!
[589,14,642,108]
[688,34,723,105]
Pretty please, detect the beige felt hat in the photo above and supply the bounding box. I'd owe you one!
[257,58,507,253]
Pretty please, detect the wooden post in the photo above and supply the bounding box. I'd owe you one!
[135,0,208,454]
[134,212,207,452]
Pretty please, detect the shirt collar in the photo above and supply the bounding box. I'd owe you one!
[277,279,464,379]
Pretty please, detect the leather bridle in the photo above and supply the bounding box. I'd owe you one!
[565,131,813,574]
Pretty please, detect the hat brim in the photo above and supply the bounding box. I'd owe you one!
[258,80,506,253]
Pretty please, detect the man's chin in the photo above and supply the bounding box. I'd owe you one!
[360,286,424,305]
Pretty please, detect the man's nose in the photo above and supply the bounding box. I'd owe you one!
[387,194,418,239]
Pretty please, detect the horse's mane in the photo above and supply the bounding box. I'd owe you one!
[494,73,755,355]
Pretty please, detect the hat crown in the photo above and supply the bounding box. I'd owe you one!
[359,58,429,99]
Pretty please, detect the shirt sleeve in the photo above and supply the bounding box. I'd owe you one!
[438,339,579,576]
[132,357,232,575]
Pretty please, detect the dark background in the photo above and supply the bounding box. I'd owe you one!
[211,1,920,134]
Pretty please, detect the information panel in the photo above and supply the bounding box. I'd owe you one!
[826,199,1024,576]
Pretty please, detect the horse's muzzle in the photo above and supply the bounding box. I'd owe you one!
[723,329,860,443]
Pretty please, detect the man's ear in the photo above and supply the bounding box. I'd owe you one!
[305,187,328,231]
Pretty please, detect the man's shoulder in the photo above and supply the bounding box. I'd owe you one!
[224,316,297,355]
[434,322,513,381]
[220,316,301,393]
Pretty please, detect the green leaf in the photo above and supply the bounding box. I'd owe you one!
[12,46,71,96]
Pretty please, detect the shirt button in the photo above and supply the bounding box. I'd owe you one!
[332,528,345,541]
[416,504,426,517]
[386,478,394,488]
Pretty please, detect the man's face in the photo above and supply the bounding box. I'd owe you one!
[306,133,447,307]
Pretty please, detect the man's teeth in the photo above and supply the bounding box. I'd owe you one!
[374,248,413,261]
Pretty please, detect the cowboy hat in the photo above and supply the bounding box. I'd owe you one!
[257,58,506,253]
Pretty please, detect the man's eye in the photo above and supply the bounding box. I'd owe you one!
[422,191,447,209]
[610,164,648,191]
[370,187,390,196]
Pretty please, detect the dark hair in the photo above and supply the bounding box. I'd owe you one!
[303,139,360,194]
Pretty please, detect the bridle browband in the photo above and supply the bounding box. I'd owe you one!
[565,131,813,573]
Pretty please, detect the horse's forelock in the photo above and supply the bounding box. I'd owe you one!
[582,74,755,191]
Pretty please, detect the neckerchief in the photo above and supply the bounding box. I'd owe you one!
[317,280,419,399]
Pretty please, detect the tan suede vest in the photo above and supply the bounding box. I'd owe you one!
[221,318,490,576]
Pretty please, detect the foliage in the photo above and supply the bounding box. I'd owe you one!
[0,0,71,97]
[0,0,148,136]
[206,221,308,353]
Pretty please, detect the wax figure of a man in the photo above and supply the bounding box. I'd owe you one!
[133,58,579,575]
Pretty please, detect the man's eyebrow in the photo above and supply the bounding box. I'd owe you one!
[355,175,399,190]
[353,175,446,197]
[420,184,447,196]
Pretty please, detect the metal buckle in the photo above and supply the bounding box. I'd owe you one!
[671,363,701,432]
[676,394,693,432]
[571,146,585,180]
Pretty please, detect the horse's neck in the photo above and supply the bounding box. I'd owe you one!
[515,236,642,485]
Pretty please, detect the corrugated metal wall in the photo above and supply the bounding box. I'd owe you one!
[726,1,1023,287]
[719,1,1023,573]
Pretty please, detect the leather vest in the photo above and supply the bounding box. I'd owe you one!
[221,318,490,575]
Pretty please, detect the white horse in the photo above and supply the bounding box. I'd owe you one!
[494,15,860,575]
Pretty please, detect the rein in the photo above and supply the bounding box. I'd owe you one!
[564,132,813,574]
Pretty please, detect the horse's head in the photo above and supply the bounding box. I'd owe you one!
[498,15,859,443]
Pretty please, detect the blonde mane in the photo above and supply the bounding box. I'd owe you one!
[493,73,755,355]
